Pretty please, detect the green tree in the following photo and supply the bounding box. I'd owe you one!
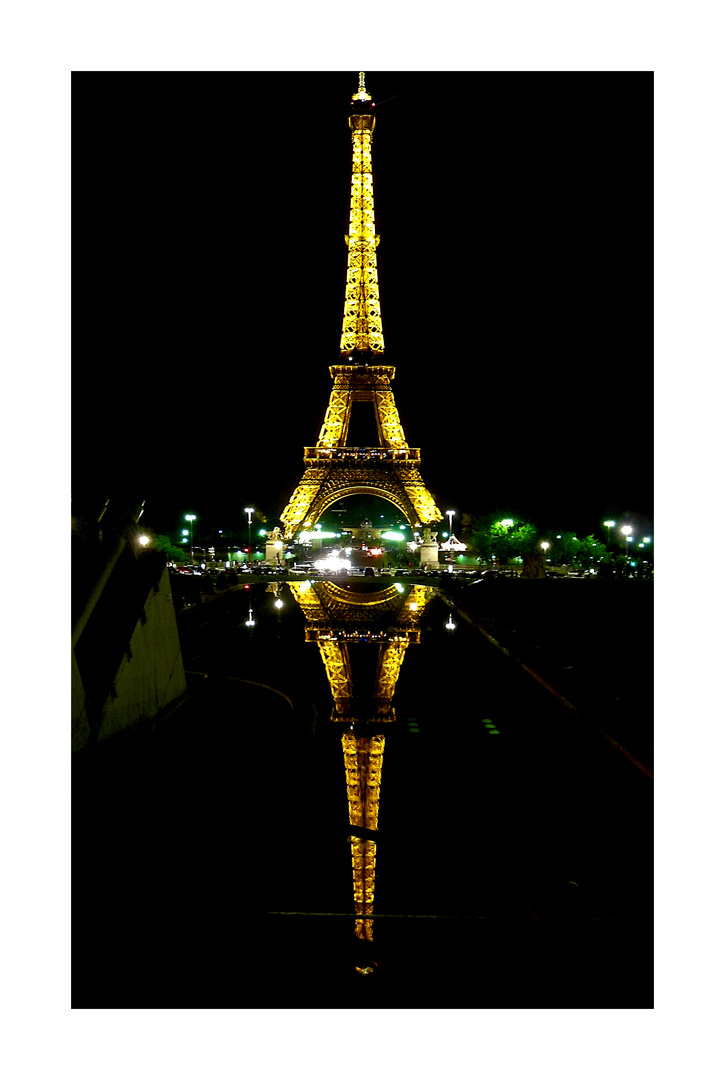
[153,534,188,563]
[554,531,581,565]
[579,534,610,566]
[551,533,610,566]
[470,515,541,564]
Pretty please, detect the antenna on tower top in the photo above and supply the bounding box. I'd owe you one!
[352,71,371,103]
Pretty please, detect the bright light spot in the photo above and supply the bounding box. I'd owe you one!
[314,556,351,571]
[299,530,339,542]
[409,602,418,611]
[182,529,189,536]
[274,599,283,609]
[381,531,404,541]
[298,580,311,592]
[138,535,150,546]
[394,583,405,593]
[445,616,456,630]
[500,519,514,528]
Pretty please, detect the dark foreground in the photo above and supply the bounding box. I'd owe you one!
[72,578,653,1009]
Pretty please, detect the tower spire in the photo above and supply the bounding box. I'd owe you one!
[340,72,384,358]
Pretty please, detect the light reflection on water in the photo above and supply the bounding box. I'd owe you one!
[287,579,436,946]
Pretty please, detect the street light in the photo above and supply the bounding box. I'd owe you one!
[185,514,197,562]
[621,525,634,569]
[138,534,150,547]
[444,511,455,567]
[604,520,616,547]
[625,535,634,567]
[541,541,550,564]
[244,508,254,565]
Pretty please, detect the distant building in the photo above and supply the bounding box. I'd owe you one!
[348,520,383,543]
[72,497,187,751]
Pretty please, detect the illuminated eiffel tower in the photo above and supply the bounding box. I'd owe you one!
[280,73,443,555]
[288,579,434,946]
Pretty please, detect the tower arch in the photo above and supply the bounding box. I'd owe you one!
[301,484,419,533]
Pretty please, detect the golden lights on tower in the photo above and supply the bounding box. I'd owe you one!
[279,73,443,542]
[340,71,384,356]
[288,579,434,940]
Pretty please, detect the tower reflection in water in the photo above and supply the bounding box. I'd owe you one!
[288,578,434,966]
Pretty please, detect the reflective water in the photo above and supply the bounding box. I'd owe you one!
[73,576,653,1008]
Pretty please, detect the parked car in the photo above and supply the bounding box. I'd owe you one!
[472,570,499,583]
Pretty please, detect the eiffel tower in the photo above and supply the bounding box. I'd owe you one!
[280,73,443,554]
[288,579,435,944]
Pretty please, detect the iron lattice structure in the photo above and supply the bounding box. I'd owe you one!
[280,73,443,541]
[288,580,434,939]
[340,70,384,356]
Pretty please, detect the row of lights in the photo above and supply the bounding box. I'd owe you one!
[539,523,652,561]
[143,510,652,575]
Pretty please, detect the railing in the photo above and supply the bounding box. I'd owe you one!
[303,446,421,463]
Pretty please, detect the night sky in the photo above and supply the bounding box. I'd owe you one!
[72,71,653,542]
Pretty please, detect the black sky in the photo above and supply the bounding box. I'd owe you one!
[72,71,653,541]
